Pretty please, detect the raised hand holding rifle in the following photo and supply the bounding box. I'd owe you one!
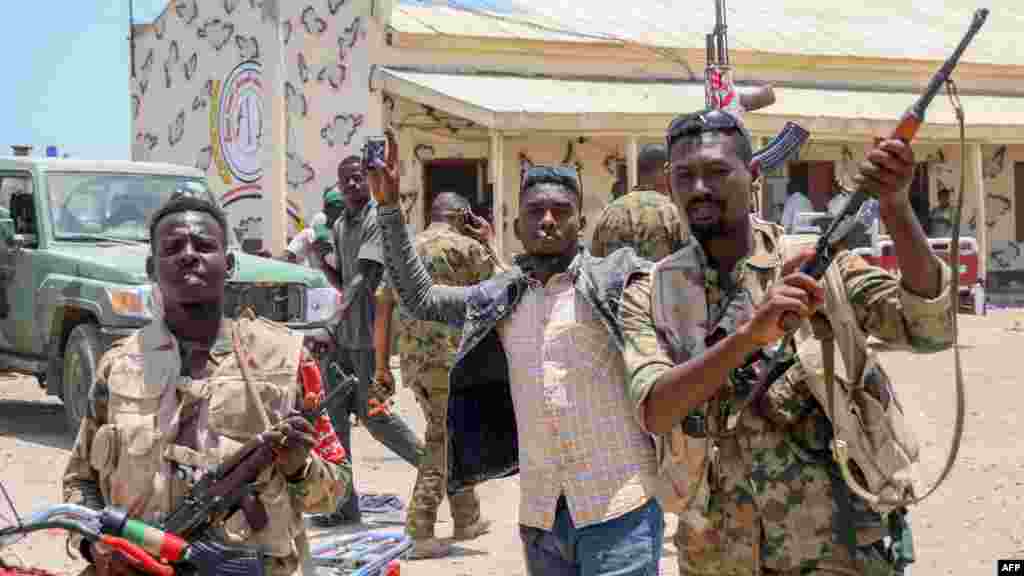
[760,8,988,510]
[780,8,989,310]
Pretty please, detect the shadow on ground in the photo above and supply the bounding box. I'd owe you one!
[0,399,72,451]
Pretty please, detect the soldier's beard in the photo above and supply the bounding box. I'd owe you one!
[690,221,727,244]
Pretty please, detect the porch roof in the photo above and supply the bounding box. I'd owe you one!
[379,67,1024,142]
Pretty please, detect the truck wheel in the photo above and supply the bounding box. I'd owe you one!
[62,323,100,435]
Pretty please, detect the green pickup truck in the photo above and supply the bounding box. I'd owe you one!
[0,157,339,435]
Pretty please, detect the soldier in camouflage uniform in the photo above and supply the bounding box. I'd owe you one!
[618,109,953,575]
[591,143,686,261]
[62,194,350,576]
[375,193,501,559]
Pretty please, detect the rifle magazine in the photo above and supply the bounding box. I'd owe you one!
[753,122,810,172]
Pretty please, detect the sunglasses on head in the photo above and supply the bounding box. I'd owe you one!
[666,109,752,151]
[522,165,581,195]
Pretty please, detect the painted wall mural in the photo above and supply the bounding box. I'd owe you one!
[283,2,371,226]
[131,0,375,251]
[131,0,304,250]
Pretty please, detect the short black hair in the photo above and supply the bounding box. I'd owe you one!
[520,165,583,209]
[149,193,230,248]
[637,143,668,177]
[665,109,754,165]
[338,155,362,178]
[430,191,470,221]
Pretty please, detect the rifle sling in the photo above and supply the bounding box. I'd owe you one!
[897,79,966,506]
[823,79,966,511]
[230,311,316,576]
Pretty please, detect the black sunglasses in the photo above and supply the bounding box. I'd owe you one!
[666,108,752,151]
[522,165,582,195]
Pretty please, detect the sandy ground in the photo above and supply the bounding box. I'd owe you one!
[0,311,1022,575]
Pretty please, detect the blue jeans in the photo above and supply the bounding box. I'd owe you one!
[519,496,665,576]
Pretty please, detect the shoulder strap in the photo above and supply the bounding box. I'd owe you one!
[821,193,965,512]
[230,310,316,576]
[230,311,272,432]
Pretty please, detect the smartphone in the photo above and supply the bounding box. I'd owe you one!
[363,136,387,171]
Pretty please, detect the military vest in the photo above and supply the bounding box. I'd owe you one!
[650,217,918,517]
[88,314,306,558]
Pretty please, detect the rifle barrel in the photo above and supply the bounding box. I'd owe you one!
[715,0,728,65]
[900,8,989,140]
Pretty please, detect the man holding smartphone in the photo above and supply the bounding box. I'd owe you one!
[374,192,504,558]
[313,153,424,527]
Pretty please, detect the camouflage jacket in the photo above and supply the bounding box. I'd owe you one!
[591,188,686,261]
[62,315,351,576]
[378,221,497,390]
[619,216,954,574]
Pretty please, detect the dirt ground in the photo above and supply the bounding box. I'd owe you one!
[1,311,1022,575]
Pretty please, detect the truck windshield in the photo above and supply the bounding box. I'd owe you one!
[46,173,218,243]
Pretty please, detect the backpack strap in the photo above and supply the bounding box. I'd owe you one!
[821,242,964,511]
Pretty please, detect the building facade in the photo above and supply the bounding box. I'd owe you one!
[132,1,1024,303]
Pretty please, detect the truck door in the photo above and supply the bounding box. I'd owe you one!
[0,173,40,353]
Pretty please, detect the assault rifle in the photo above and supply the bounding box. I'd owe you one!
[766,8,988,511]
[147,366,357,576]
[779,8,989,330]
[161,367,357,537]
[0,365,356,576]
[705,0,809,173]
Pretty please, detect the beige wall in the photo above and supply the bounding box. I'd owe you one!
[283,1,376,232]
[793,140,1024,260]
[395,114,1024,291]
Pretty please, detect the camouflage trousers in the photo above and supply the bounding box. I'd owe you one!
[674,514,898,576]
[406,368,481,540]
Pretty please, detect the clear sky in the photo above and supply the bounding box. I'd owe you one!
[0,1,168,160]
[0,0,516,161]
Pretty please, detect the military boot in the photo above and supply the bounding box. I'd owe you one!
[406,538,451,560]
